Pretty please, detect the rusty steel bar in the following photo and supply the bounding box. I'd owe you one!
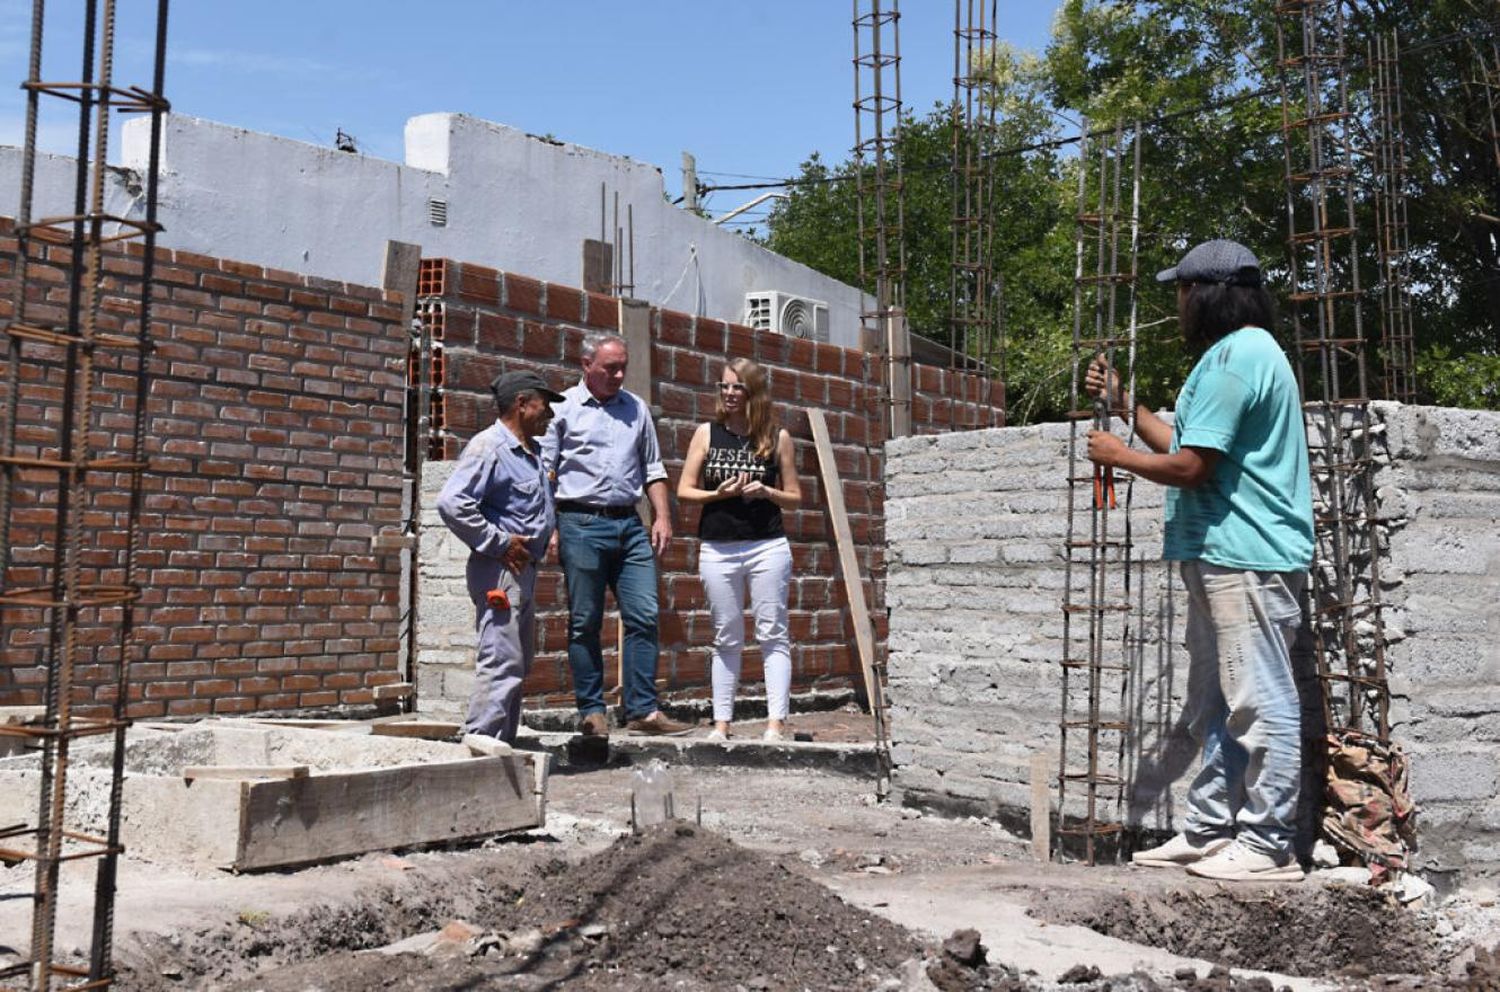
[1368,30,1416,403]
[0,0,170,988]
[1057,122,1141,866]
[1275,0,1391,743]
[851,0,899,797]
[948,0,1001,428]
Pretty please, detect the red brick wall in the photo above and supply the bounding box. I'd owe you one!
[417,258,1003,706]
[0,220,408,718]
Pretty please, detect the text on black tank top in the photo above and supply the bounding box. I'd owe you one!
[698,421,785,542]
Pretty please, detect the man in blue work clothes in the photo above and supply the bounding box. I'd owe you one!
[437,370,563,744]
[1086,240,1314,882]
[542,332,692,737]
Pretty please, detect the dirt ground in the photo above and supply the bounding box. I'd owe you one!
[5,743,1500,991]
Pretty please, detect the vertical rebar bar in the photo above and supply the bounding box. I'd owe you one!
[853,0,907,434]
[949,0,999,427]
[1275,0,1391,743]
[1057,122,1141,865]
[0,2,170,988]
[1369,30,1416,404]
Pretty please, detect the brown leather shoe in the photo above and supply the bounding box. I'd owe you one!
[579,712,609,738]
[624,712,695,736]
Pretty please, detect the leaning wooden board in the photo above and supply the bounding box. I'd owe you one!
[806,409,880,711]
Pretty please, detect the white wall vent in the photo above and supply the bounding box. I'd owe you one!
[743,291,829,342]
[428,198,448,227]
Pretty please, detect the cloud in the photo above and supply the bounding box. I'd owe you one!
[168,47,344,78]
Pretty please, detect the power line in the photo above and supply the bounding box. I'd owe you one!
[697,20,1500,198]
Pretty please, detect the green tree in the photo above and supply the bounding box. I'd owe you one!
[764,1,1500,420]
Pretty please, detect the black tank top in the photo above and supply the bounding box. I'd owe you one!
[698,421,785,542]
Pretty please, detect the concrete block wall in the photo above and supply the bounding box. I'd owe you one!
[885,404,1500,876]
[1376,406,1500,876]
[413,257,1004,718]
[0,218,408,719]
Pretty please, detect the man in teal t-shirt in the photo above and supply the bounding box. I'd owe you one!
[1086,239,1313,883]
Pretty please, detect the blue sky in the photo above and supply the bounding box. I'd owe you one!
[1,1,1061,231]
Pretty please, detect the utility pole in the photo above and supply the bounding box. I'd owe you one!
[681,151,699,213]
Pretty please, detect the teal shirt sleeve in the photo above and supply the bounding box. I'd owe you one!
[1177,366,1252,454]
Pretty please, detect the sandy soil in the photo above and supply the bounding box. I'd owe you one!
[4,752,1499,991]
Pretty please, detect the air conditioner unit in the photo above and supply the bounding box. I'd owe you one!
[744,291,830,343]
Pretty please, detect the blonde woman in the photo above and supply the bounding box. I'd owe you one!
[677,358,801,741]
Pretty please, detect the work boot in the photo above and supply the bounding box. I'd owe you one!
[1131,832,1232,869]
[624,711,694,736]
[579,712,610,738]
[1186,840,1304,882]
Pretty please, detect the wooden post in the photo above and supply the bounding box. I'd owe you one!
[582,239,613,294]
[382,239,423,712]
[1030,751,1052,861]
[886,308,912,439]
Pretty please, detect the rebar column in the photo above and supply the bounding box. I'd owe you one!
[0,2,170,989]
[849,0,901,793]
[853,0,908,438]
[1368,30,1417,404]
[1275,0,1391,742]
[948,0,999,389]
[1057,122,1142,866]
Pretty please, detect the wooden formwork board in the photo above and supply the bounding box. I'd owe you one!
[233,754,541,871]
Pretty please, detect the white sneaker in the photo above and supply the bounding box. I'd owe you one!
[704,728,728,743]
[762,727,785,742]
[1186,840,1304,882]
[1131,832,1232,868]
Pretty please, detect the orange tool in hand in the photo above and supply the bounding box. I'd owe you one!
[1093,464,1117,510]
[485,587,510,609]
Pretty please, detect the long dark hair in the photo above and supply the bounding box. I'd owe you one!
[1180,281,1278,351]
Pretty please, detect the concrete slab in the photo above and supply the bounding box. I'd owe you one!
[827,864,1333,991]
[0,721,548,871]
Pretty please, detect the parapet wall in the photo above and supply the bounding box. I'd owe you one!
[885,403,1500,878]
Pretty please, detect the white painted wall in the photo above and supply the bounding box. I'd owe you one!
[0,113,869,347]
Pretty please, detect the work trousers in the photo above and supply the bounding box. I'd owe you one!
[698,537,793,723]
[463,557,537,744]
[557,511,661,720]
[1180,561,1307,858]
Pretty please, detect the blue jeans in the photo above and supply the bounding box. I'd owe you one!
[1180,561,1307,858]
[556,511,660,720]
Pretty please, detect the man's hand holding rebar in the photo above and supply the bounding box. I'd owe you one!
[1087,430,1128,467]
[1086,354,1127,410]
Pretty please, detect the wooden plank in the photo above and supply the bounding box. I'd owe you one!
[807,409,879,712]
[1030,751,1052,861]
[234,754,542,871]
[886,309,912,439]
[582,238,613,294]
[184,765,308,782]
[380,239,423,329]
[370,720,461,739]
[372,681,414,703]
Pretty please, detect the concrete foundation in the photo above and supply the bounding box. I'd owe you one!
[0,721,547,871]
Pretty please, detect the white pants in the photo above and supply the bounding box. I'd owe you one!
[698,537,793,722]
